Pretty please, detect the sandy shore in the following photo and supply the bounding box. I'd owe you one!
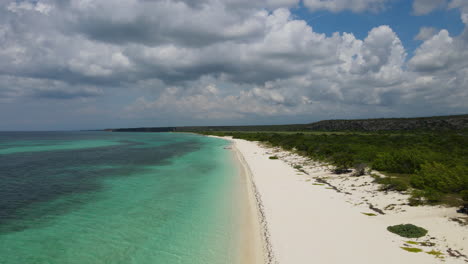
[222,136,467,264]
[230,145,266,264]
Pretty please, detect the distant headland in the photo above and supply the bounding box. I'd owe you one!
[106,114,468,133]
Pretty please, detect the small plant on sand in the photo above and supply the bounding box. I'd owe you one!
[361,212,377,216]
[405,241,435,247]
[387,224,428,238]
[419,241,435,247]
[401,247,423,253]
[426,250,444,258]
[293,164,303,169]
[269,156,279,160]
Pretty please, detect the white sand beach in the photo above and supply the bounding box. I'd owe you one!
[226,137,467,264]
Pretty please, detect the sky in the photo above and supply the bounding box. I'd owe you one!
[0,0,467,130]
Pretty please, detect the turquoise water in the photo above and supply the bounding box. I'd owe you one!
[0,132,242,264]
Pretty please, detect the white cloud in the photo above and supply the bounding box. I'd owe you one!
[414,27,437,40]
[449,0,468,24]
[0,0,467,128]
[410,29,455,72]
[7,1,53,15]
[303,0,390,13]
[412,0,446,15]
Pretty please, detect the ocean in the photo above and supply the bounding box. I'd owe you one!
[0,132,245,264]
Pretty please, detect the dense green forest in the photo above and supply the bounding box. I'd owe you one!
[200,131,468,206]
[108,114,468,133]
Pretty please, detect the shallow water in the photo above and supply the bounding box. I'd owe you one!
[0,132,242,264]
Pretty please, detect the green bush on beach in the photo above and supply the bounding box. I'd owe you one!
[374,176,409,192]
[387,224,428,238]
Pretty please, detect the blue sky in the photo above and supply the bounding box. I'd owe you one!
[292,0,464,56]
[0,0,467,130]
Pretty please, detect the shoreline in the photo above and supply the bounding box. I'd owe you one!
[231,143,275,264]
[219,135,467,264]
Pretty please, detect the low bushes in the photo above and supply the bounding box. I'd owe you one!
[374,176,409,192]
[387,224,428,238]
[372,149,425,174]
[331,152,354,174]
[461,190,468,202]
[410,162,467,194]
[201,131,468,205]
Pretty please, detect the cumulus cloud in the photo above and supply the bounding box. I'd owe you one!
[0,0,467,129]
[414,27,438,40]
[449,0,468,25]
[7,1,53,14]
[410,30,455,72]
[303,0,390,13]
[412,0,446,15]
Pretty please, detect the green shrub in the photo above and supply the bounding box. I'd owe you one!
[387,224,428,238]
[373,150,424,174]
[409,190,425,206]
[374,176,409,192]
[269,156,279,160]
[410,162,465,193]
[408,189,442,205]
[461,190,468,202]
[331,152,354,174]
[422,188,443,204]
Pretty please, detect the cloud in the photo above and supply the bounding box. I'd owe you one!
[0,75,103,105]
[412,0,446,15]
[303,0,390,13]
[414,27,438,40]
[409,29,456,72]
[449,0,468,24]
[0,0,467,129]
[7,1,53,15]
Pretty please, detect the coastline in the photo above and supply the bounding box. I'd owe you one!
[231,143,275,264]
[218,135,467,264]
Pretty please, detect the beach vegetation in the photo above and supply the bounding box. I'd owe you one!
[419,241,436,247]
[353,163,367,176]
[361,212,377,216]
[461,190,468,202]
[426,250,444,258]
[406,241,436,247]
[401,247,423,253]
[269,156,279,160]
[387,224,428,238]
[373,175,409,192]
[199,130,468,206]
